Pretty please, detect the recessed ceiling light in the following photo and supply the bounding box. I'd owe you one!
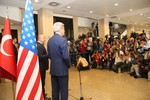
[106,15,109,17]
[90,11,93,13]
[148,17,150,19]
[129,9,133,12]
[34,0,38,2]
[67,6,70,9]
[140,13,143,16]
[49,2,60,6]
[114,3,118,6]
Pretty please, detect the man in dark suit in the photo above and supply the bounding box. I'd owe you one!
[37,34,50,100]
[12,37,18,62]
[47,22,71,100]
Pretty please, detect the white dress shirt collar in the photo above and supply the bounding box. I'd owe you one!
[55,32,62,36]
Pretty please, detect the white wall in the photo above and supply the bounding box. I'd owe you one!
[78,17,97,27]
[0,5,21,22]
[78,27,91,35]
[0,25,21,42]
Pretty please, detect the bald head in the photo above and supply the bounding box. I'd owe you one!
[38,34,45,44]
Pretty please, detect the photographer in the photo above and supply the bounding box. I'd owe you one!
[126,38,137,52]
[113,49,124,73]
[76,55,90,70]
[134,54,149,78]
[106,47,115,70]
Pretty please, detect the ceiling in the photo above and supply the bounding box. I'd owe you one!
[0,0,150,28]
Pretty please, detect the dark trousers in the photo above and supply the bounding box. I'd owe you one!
[51,75,68,100]
[114,62,124,71]
[40,69,46,97]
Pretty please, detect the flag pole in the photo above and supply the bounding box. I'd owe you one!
[6,6,9,18]
[6,7,15,100]
[11,78,15,100]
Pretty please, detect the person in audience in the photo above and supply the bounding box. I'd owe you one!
[106,47,115,70]
[79,35,88,60]
[86,37,93,63]
[91,50,101,68]
[120,50,132,72]
[129,50,139,76]
[100,50,107,69]
[113,49,124,73]
[92,39,98,53]
[12,37,18,62]
[98,39,103,53]
[76,55,90,70]
[134,54,149,78]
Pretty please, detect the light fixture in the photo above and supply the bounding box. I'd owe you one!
[148,17,150,19]
[114,3,118,6]
[106,15,109,17]
[90,11,93,13]
[129,9,133,12]
[34,0,38,2]
[67,6,71,9]
[140,13,143,16]
[49,2,60,6]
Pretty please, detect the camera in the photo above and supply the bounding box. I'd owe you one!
[127,40,130,43]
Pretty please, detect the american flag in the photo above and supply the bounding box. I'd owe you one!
[15,0,43,99]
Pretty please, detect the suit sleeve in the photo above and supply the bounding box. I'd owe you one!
[37,43,48,60]
[61,39,71,68]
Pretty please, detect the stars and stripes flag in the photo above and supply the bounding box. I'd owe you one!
[0,18,17,82]
[15,0,44,99]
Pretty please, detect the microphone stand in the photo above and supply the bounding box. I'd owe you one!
[78,67,92,100]
[78,68,84,100]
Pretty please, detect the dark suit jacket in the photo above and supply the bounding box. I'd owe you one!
[47,33,71,76]
[37,42,49,71]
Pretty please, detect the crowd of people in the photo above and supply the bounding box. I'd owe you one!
[69,31,150,79]
[1,21,150,100]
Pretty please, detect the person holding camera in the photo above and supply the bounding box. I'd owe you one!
[76,55,90,71]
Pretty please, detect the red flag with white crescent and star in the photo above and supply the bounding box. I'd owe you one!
[0,17,17,82]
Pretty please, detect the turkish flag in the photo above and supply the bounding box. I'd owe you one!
[0,18,17,82]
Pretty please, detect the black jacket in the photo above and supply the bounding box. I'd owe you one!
[37,42,49,71]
